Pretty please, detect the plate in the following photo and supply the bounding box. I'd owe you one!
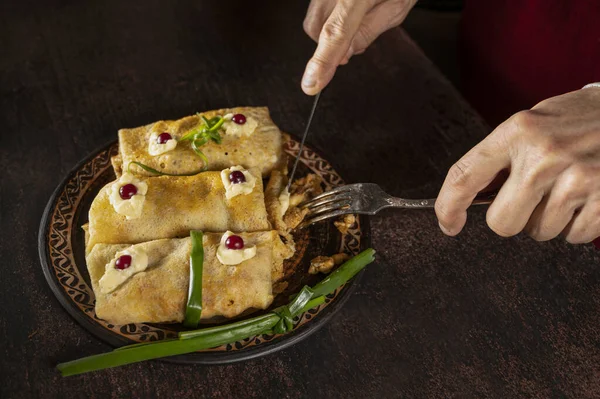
[39,135,370,364]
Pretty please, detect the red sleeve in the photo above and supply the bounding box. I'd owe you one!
[460,0,600,126]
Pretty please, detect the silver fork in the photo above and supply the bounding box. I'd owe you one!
[298,183,497,228]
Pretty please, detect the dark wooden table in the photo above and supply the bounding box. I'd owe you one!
[2,1,600,397]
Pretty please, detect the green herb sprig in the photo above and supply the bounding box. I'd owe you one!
[128,114,227,176]
[180,114,225,145]
[56,248,376,376]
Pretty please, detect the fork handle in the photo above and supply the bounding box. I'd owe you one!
[389,191,497,209]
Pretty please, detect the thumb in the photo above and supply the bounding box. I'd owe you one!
[301,0,372,95]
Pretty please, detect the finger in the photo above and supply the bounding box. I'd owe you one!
[524,168,588,241]
[339,47,353,65]
[523,196,578,242]
[349,0,412,55]
[485,166,547,237]
[303,0,337,42]
[562,201,600,244]
[485,167,509,189]
[302,0,373,95]
[435,127,511,236]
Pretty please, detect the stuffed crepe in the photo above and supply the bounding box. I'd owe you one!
[86,168,269,253]
[87,231,289,325]
[115,107,284,178]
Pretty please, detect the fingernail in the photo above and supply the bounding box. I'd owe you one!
[302,64,317,89]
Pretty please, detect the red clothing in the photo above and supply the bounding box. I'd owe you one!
[460,0,600,127]
[459,0,600,247]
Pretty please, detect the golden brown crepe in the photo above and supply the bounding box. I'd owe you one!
[87,231,289,325]
[264,168,289,234]
[117,107,284,178]
[111,155,123,178]
[86,169,270,253]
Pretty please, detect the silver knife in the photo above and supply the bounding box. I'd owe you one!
[287,91,321,191]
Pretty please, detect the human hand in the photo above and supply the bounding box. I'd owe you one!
[435,87,600,243]
[301,0,417,95]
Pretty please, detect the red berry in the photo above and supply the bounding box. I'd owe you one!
[157,132,172,144]
[232,114,246,125]
[225,235,244,250]
[115,255,132,270]
[229,170,246,184]
[119,184,138,200]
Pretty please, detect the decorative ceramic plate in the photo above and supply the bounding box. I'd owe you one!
[39,135,370,364]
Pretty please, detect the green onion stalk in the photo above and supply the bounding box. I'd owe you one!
[183,230,204,328]
[129,114,226,176]
[57,247,376,376]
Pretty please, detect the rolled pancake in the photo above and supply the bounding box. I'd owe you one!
[86,170,270,253]
[111,155,123,178]
[265,168,289,235]
[118,107,284,178]
[87,231,288,325]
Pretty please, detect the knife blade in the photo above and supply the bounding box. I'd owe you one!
[287,91,321,191]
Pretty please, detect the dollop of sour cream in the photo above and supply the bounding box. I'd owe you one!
[216,231,257,265]
[109,173,148,219]
[148,132,177,156]
[223,113,258,137]
[220,166,256,200]
[99,245,149,294]
[278,187,290,219]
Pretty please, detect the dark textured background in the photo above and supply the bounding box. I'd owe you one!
[2,1,599,398]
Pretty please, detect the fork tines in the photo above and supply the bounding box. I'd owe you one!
[298,185,358,229]
[299,185,354,209]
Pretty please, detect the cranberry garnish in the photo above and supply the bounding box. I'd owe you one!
[232,114,246,125]
[115,255,132,270]
[225,235,244,250]
[229,170,246,184]
[157,132,172,144]
[119,184,138,200]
